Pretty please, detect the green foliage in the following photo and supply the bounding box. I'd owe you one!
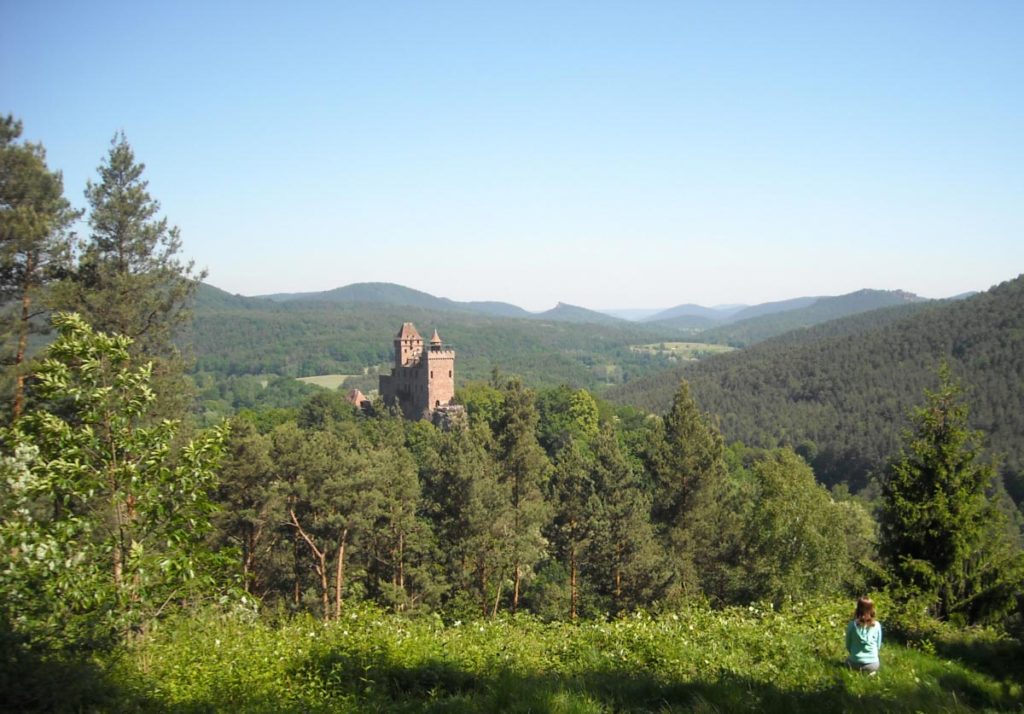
[88,600,1023,712]
[444,424,517,617]
[493,377,553,613]
[695,289,924,347]
[0,114,79,417]
[587,423,666,612]
[612,276,1024,504]
[881,364,1024,624]
[457,379,505,430]
[56,133,205,415]
[537,385,601,456]
[188,287,688,394]
[736,449,851,605]
[651,380,731,599]
[545,438,600,620]
[0,313,230,651]
[213,418,278,598]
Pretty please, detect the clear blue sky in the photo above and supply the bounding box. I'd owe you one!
[2,1,1022,311]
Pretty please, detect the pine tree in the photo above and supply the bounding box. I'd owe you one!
[880,363,1024,623]
[213,418,279,597]
[59,133,204,412]
[0,115,78,419]
[494,377,552,613]
[589,423,666,612]
[653,379,729,598]
[547,438,599,620]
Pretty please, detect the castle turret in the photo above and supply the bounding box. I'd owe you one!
[425,330,455,411]
[395,322,423,366]
[380,322,456,420]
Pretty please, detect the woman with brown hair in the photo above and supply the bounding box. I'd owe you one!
[845,596,883,673]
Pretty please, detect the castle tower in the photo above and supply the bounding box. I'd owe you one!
[425,329,455,411]
[394,322,423,366]
[379,322,456,420]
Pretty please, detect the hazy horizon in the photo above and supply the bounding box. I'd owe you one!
[209,277,988,318]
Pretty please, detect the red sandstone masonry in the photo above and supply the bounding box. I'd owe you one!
[380,322,455,420]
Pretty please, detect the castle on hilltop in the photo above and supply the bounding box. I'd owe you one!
[379,322,457,421]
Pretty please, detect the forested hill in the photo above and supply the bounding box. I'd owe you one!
[188,286,679,389]
[696,289,925,346]
[536,302,630,325]
[609,276,1024,500]
[256,281,533,318]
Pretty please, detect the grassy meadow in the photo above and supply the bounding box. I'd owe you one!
[296,374,357,390]
[630,343,736,361]
[31,599,1021,713]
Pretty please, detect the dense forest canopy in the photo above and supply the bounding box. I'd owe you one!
[187,284,684,391]
[610,276,1024,505]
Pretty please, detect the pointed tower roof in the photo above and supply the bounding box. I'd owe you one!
[396,322,421,340]
[430,329,442,345]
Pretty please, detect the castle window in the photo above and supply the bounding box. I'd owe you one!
[449,370,452,378]
[430,371,434,378]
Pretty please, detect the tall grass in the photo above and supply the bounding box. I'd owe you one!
[34,598,1024,712]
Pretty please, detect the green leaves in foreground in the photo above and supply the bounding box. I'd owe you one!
[0,312,230,650]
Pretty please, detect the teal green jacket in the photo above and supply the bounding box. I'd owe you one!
[845,620,882,664]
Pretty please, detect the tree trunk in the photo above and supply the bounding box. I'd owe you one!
[570,546,578,622]
[614,542,623,611]
[334,528,347,620]
[113,525,124,588]
[290,509,329,621]
[480,566,490,618]
[242,526,254,595]
[397,532,405,606]
[492,576,503,618]
[292,534,302,606]
[512,561,521,614]
[318,555,329,619]
[12,280,32,422]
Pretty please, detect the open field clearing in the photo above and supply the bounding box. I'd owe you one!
[631,342,737,360]
[296,374,356,390]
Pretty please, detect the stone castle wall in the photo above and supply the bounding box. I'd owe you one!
[379,323,455,420]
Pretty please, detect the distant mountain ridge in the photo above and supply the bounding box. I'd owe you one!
[643,303,749,323]
[242,281,933,332]
[535,302,630,326]
[257,282,533,319]
[250,282,637,325]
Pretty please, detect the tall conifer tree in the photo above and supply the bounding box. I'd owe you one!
[589,423,666,612]
[547,438,598,621]
[494,377,552,613]
[60,133,204,412]
[881,364,1023,623]
[0,115,78,419]
[653,379,729,598]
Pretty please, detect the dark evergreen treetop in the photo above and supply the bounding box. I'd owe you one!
[0,114,79,418]
[67,133,205,359]
[880,364,1023,624]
